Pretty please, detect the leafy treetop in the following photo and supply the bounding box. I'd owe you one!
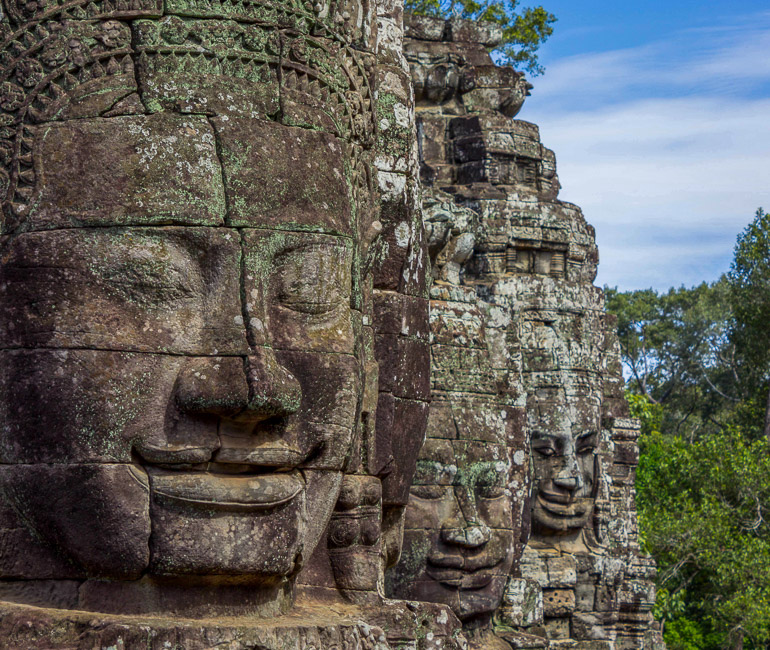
[405,0,556,76]
[606,207,770,649]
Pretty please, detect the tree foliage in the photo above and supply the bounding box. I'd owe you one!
[728,208,770,439]
[608,207,770,649]
[634,411,770,649]
[405,0,556,75]
[605,280,736,441]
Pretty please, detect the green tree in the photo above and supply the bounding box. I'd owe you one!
[635,418,770,649]
[728,208,770,440]
[607,207,770,649]
[405,0,556,75]
[605,279,737,441]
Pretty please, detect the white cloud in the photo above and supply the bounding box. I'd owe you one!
[518,15,770,290]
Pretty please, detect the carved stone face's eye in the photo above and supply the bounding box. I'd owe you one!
[410,485,446,500]
[476,480,505,500]
[100,260,196,306]
[533,445,556,458]
[577,433,598,455]
[473,464,506,499]
[413,459,457,488]
[271,244,349,317]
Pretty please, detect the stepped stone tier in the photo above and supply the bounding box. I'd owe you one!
[386,13,665,650]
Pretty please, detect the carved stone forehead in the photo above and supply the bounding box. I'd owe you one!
[21,115,357,235]
[425,395,519,447]
[527,383,602,434]
[0,0,376,237]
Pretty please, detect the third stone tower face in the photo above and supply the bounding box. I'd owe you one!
[388,13,665,650]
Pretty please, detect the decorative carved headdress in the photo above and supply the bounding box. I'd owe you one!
[0,0,377,237]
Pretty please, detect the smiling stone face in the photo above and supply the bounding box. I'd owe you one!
[386,277,528,626]
[0,98,372,614]
[528,391,600,535]
[399,435,517,621]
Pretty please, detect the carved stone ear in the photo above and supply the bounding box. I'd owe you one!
[328,475,383,602]
[593,501,610,545]
[435,232,475,285]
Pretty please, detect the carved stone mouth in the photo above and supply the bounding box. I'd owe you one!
[426,565,498,589]
[426,555,503,589]
[131,444,308,511]
[145,466,305,511]
[537,493,589,517]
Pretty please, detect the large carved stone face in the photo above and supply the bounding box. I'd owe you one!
[0,114,366,592]
[390,399,518,623]
[529,393,599,534]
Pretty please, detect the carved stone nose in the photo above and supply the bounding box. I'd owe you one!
[174,352,301,422]
[553,475,583,491]
[174,356,250,417]
[243,351,302,421]
[441,523,492,548]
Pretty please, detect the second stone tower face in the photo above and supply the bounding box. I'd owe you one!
[388,12,665,650]
[386,194,528,632]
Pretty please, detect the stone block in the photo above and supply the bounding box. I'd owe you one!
[381,398,430,506]
[374,291,430,340]
[0,228,246,355]
[498,577,544,627]
[211,117,354,235]
[0,464,150,579]
[0,494,82,579]
[430,344,501,394]
[0,580,80,610]
[544,616,571,640]
[0,600,402,647]
[0,350,184,464]
[446,17,502,46]
[373,391,396,478]
[547,555,578,588]
[575,580,596,611]
[614,441,640,466]
[241,229,358,354]
[27,114,225,230]
[520,547,550,588]
[404,14,446,41]
[542,588,576,618]
[133,18,281,116]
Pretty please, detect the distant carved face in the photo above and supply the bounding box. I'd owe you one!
[390,406,518,623]
[529,395,599,534]
[0,115,365,589]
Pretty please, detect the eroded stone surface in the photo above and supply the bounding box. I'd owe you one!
[1,0,665,646]
[387,14,665,650]
[0,0,460,645]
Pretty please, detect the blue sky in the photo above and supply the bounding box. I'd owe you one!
[516,2,770,291]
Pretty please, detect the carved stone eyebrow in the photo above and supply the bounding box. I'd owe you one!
[531,430,570,441]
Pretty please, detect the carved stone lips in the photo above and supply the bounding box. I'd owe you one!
[426,565,498,589]
[132,441,308,511]
[537,492,588,517]
[427,555,503,589]
[146,467,305,511]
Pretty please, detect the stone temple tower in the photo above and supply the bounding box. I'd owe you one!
[388,13,666,649]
